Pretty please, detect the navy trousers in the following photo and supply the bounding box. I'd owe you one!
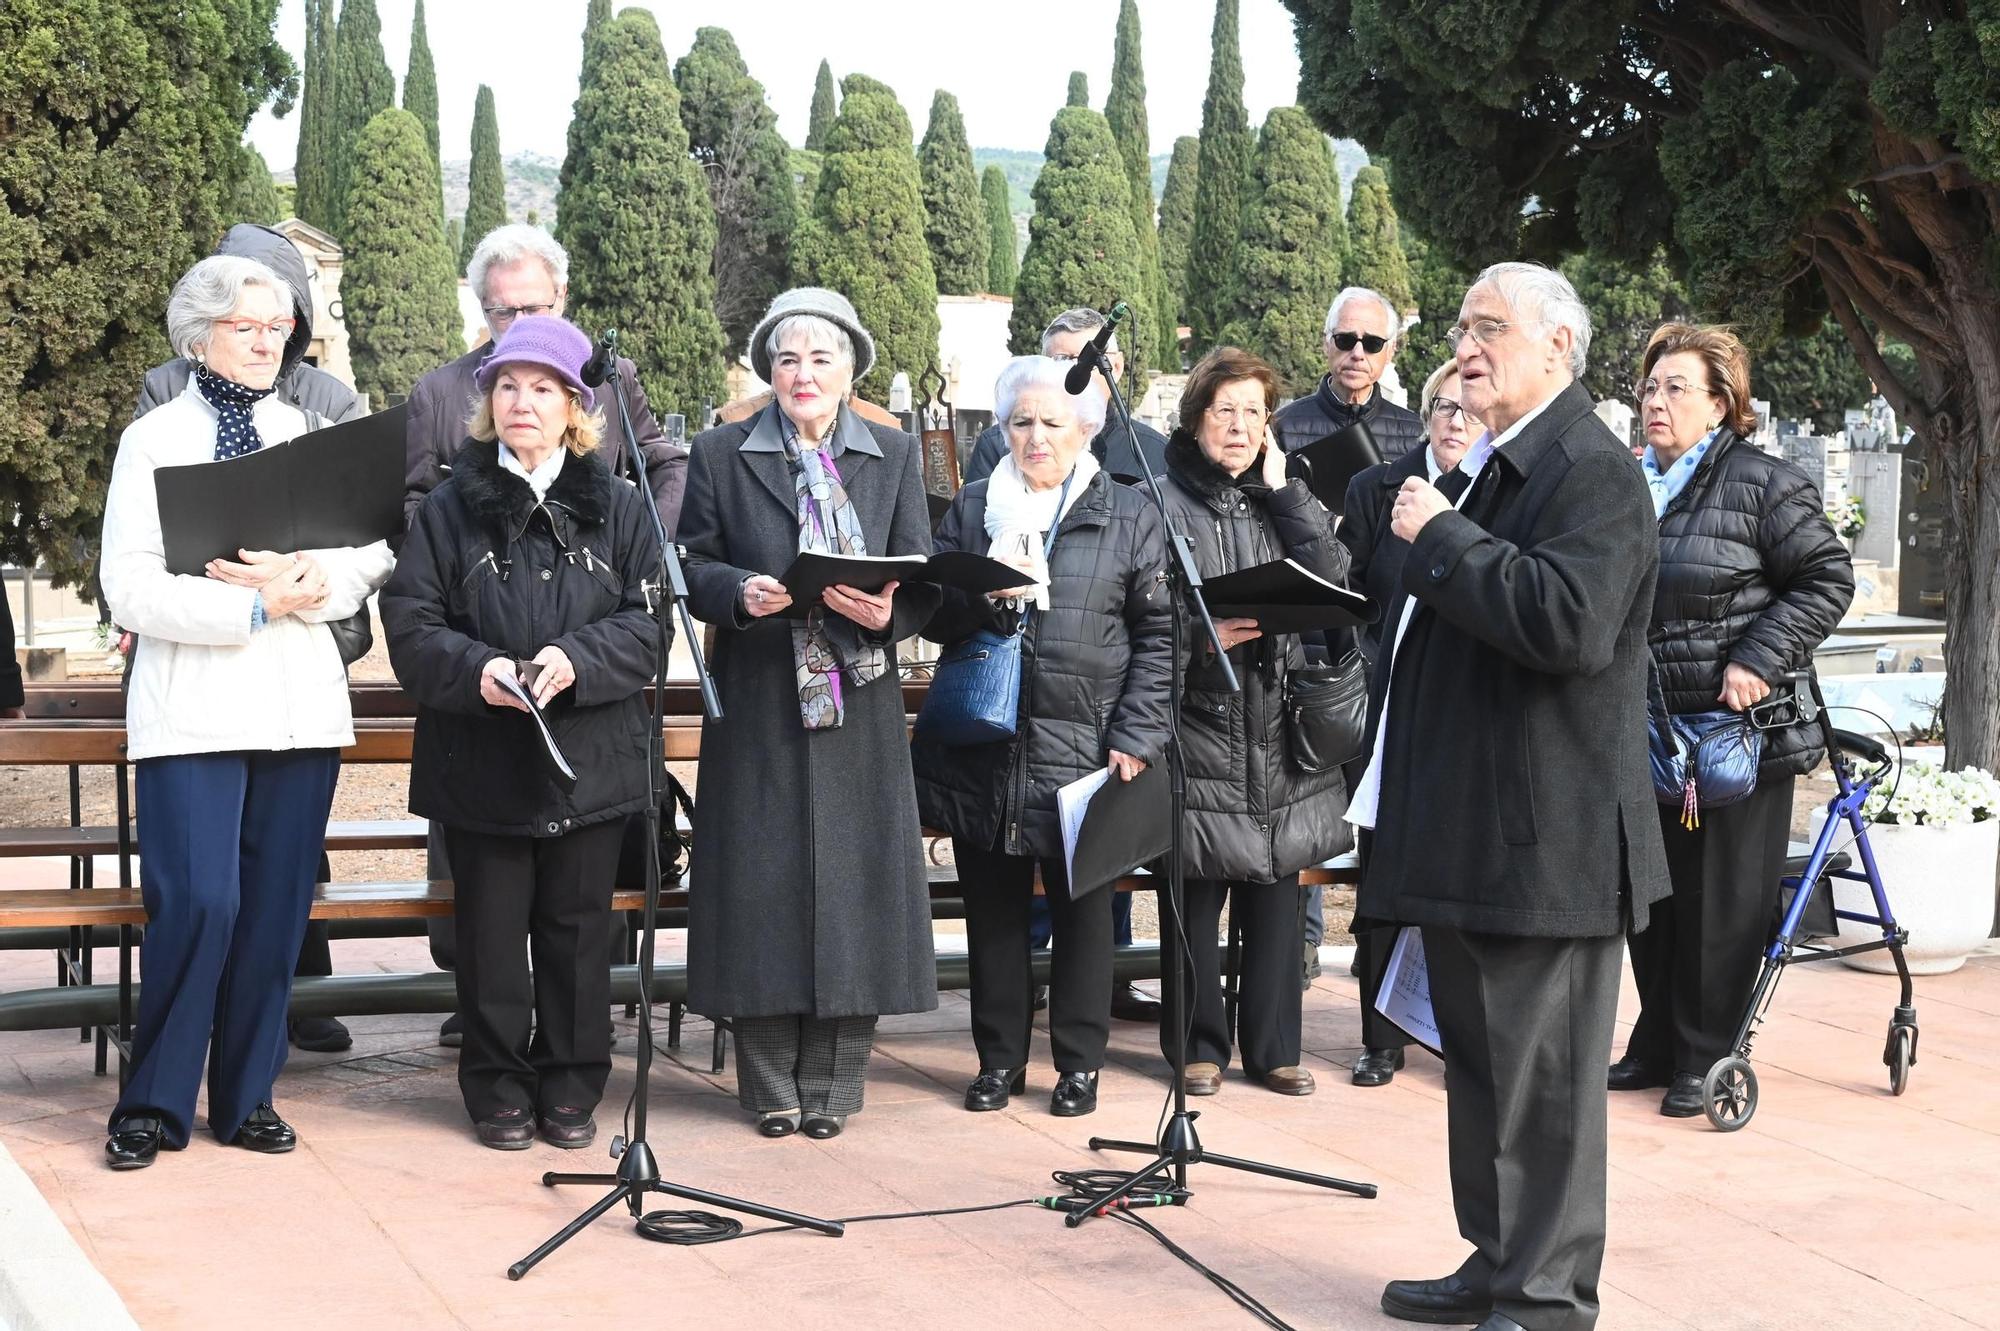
[111,749,340,1147]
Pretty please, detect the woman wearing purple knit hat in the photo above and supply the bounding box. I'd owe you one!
[382,315,664,1150]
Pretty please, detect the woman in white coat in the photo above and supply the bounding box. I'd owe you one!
[97,254,394,1170]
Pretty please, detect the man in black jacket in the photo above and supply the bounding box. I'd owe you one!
[1357,263,1668,1331]
[1270,286,1425,462]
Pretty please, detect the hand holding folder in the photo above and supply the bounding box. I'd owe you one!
[1057,763,1171,899]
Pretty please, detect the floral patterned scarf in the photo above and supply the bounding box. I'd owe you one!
[783,421,887,730]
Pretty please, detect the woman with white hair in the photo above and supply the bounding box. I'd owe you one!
[98,254,395,1170]
[913,355,1174,1119]
[679,288,943,1140]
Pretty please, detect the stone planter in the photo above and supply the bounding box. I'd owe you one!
[1812,808,1998,974]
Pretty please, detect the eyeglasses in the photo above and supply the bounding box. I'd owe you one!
[1330,331,1388,354]
[1631,376,1714,406]
[1446,319,1524,350]
[1427,396,1474,424]
[483,302,555,326]
[213,317,296,342]
[1205,404,1267,426]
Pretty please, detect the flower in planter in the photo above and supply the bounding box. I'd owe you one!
[1861,760,2000,827]
[1824,494,1866,538]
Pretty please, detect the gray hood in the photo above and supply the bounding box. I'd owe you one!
[215,223,315,376]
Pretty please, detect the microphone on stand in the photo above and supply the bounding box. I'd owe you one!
[581,328,619,389]
[1064,303,1129,394]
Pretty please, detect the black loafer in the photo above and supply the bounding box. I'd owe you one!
[1110,982,1161,1023]
[539,1105,597,1149]
[1352,1046,1406,1087]
[229,1102,296,1154]
[801,1113,846,1139]
[475,1107,536,1150]
[105,1117,166,1171]
[1031,985,1049,1012]
[964,1067,1027,1111]
[288,1015,353,1053]
[1049,1070,1099,1117]
[437,1013,464,1048]
[1607,1053,1670,1091]
[1660,1071,1705,1118]
[757,1110,801,1138]
[1381,1273,1492,1324]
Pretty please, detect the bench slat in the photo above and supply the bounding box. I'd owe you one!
[0,818,431,859]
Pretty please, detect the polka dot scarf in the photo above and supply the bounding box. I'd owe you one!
[193,362,276,461]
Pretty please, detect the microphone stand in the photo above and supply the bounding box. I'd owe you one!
[1066,337,1376,1226]
[510,333,843,1280]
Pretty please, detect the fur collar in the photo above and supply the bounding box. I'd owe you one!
[1167,428,1268,506]
[449,438,613,542]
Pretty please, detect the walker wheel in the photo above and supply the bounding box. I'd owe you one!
[1887,1025,1915,1097]
[1702,1057,1758,1132]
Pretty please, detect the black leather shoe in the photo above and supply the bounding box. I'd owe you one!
[801,1113,846,1139]
[105,1117,165,1170]
[229,1102,296,1154]
[1607,1053,1670,1091]
[1352,1046,1406,1087]
[1381,1273,1492,1324]
[1660,1071,1705,1117]
[964,1067,1027,1111]
[757,1110,801,1138]
[1031,985,1049,1012]
[1049,1070,1099,1117]
[1473,1316,1528,1331]
[475,1107,535,1150]
[539,1105,597,1149]
[289,1015,353,1053]
[438,1013,464,1048]
[1110,982,1161,1022]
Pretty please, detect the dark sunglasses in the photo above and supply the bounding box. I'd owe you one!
[1330,331,1388,354]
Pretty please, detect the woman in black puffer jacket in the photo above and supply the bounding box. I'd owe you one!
[1157,348,1353,1099]
[1611,323,1853,1118]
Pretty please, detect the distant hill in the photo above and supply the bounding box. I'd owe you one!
[277,151,564,231]
[1149,137,1369,202]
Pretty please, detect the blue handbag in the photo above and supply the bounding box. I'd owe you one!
[1647,658,1763,827]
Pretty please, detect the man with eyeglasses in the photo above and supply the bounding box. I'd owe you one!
[1270,286,1424,462]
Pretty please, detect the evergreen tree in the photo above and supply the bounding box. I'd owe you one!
[918,91,990,295]
[792,148,823,211]
[792,74,940,400]
[1560,250,1690,405]
[461,85,507,268]
[1224,108,1346,395]
[1104,0,1171,369]
[327,0,395,237]
[1760,319,1872,435]
[806,59,837,151]
[343,109,462,405]
[1186,0,1250,352]
[559,9,725,414]
[293,0,339,231]
[402,0,440,179]
[1157,135,1199,330]
[1343,164,1411,313]
[446,216,464,260]
[982,165,1018,296]
[229,145,286,225]
[1398,229,1476,383]
[1,0,295,589]
[1067,72,1089,108]
[1010,106,1151,372]
[557,1,612,216]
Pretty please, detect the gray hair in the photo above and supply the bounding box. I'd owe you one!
[1474,261,1591,377]
[165,255,293,360]
[466,224,569,302]
[765,314,855,372]
[1041,307,1119,358]
[994,355,1108,438]
[1323,286,1401,341]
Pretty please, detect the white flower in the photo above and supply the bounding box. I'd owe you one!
[1864,761,1998,828]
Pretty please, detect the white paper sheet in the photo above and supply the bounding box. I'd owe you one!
[1055,766,1113,895]
[1373,925,1442,1056]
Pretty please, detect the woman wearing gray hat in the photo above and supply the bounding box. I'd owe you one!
[679,288,943,1140]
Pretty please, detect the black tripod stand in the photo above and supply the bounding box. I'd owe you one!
[1064,321,1376,1225]
[509,333,844,1279]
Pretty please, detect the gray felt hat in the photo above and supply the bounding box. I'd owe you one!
[747,287,877,384]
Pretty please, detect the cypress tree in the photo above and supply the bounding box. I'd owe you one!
[293,0,339,231]
[1225,108,1347,395]
[1157,135,1199,331]
[1186,0,1249,352]
[1104,0,1170,370]
[1067,72,1090,108]
[557,1,612,217]
[343,109,462,405]
[1343,164,1412,314]
[982,165,1018,297]
[806,59,837,151]
[230,145,285,225]
[446,216,465,260]
[461,85,507,267]
[792,74,941,400]
[559,9,725,414]
[918,91,990,295]
[402,0,440,180]
[327,0,395,237]
[676,28,798,357]
[1010,106,1151,371]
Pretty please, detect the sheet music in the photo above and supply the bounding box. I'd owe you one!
[1055,766,1113,895]
[496,672,578,787]
[1374,926,1442,1056]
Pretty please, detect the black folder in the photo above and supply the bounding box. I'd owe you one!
[155,404,407,575]
[1285,419,1382,512]
[496,666,579,794]
[1203,557,1377,634]
[1065,763,1172,900]
[777,549,1036,615]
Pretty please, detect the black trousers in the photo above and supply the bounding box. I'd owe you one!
[956,840,1113,1074]
[1626,776,1795,1075]
[1158,876,1304,1075]
[442,820,625,1121]
[1355,924,1414,1052]
[1424,925,1621,1331]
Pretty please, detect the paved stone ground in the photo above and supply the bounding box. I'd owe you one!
[2,923,1996,1331]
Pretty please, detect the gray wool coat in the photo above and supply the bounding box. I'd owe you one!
[678,403,943,1019]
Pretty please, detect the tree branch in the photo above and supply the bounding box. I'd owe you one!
[1714,0,1876,82]
[1802,223,1950,351]
[1818,268,1929,436]
[1862,154,1967,183]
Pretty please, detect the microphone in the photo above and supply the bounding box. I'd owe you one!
[1064,303,1128,395]
[581,328,620,388]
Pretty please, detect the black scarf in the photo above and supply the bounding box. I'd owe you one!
[194,362,276,460]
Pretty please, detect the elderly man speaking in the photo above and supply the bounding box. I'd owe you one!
[1349,262,1667,1331]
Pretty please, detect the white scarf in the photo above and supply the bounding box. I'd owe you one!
[982,451,1099,610]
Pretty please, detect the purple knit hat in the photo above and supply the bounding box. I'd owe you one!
[474,315,596,409]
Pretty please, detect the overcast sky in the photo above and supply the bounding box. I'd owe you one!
[246,0,1309,168]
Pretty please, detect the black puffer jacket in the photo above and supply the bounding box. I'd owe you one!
[913,470,1175,859]
[1271,379,1424,462]
[1160,432,1353,882]
[383,441,664,837]
[1652,432,1854,780]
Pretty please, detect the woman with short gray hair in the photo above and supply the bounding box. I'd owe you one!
[679,287,943,1140]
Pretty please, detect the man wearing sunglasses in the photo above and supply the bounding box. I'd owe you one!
[1271,286,1424,463]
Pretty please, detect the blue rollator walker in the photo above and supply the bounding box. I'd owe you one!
[1701,670,1917,1132]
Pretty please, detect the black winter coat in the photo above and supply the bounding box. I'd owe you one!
[1338,444,1434,661]
[383,442,662,838]
[1160,432,1354,883]
[1652,433,1854,781]
[1271,379,1424,462]
[913,470,1175,860]
[1358,383,1670,938]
